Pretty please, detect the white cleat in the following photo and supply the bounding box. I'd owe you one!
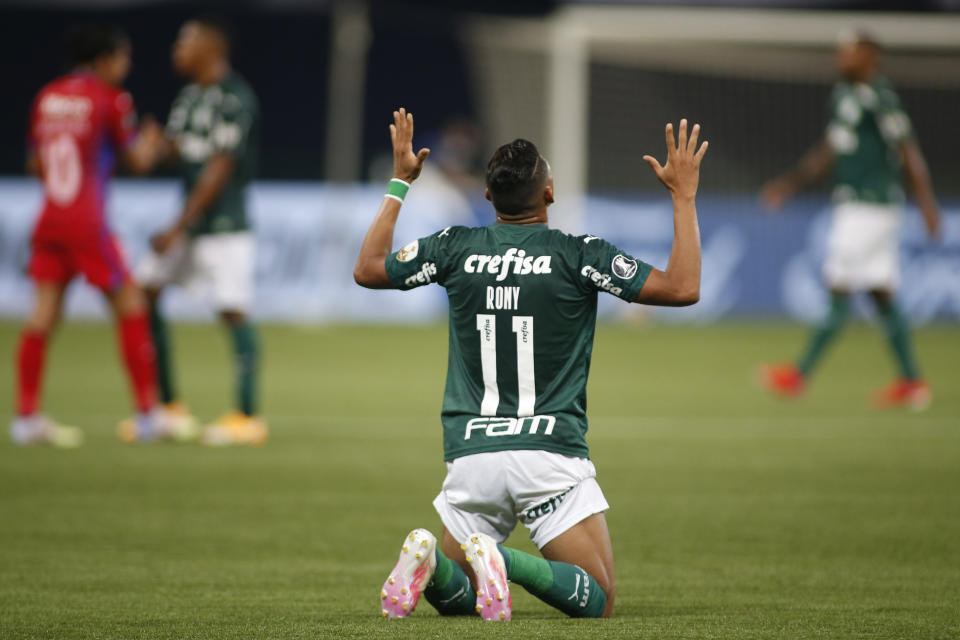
[10,414,83,448]
[117,407,176,443]
[462,532,511,621]
[158,402,200,442]
[380,529,437,619]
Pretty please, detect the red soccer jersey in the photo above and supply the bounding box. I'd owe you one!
[28,71,137,241]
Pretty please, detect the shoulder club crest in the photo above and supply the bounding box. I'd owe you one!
[612,254,638,280]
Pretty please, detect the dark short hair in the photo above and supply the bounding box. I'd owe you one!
[66,23,128,66]
[485,139,549,216]
[840,29,882,53]
[855,30,882,53]
[191,13,234,54]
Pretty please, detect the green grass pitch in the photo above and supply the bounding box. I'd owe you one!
[1,320,958,639]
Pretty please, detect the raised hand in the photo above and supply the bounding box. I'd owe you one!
[390,107,430,183]
[643,119,708,200]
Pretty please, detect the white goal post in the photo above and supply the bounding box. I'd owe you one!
[463,6,960,232]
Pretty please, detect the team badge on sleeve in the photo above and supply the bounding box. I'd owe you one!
[611,255,638,279]
[396,240,419,262]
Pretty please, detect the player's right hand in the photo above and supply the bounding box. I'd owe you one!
[390,107,430,183]
[643,119,707,201]
[151,227,181,255]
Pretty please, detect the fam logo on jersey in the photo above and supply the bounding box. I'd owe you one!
[396,239,419,262]
[611,255,638,280]
[464,415,557,440]
[463,248,552,282]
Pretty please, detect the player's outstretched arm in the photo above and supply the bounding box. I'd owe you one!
[354,108,431,288]
[151,153,236,254]
[635,119,707,307]
[900,140,941,240]
[760,138,833,211]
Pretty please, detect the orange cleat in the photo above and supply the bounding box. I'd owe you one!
[201,411,268,446]
[872,379,932,411]
[758,363,805,397]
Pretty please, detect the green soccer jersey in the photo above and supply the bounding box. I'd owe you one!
[827,76,912,205]
[385,222,653,462]
[167,71,259,235]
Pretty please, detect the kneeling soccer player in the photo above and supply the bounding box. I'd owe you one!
[354,109,707,619]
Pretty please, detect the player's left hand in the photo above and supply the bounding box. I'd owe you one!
[390,107,430,183]
[643,119,708,201]
[151,227,181,254]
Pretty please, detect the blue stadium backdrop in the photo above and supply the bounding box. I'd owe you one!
[0,178,957,324]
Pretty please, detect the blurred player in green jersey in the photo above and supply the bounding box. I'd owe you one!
[760,31,941,409]
[355,109,707,619]
[128,15,265,445]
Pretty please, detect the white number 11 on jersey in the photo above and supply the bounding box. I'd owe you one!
[475,314,535,417]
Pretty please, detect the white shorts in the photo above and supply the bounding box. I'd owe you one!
[823,201,901,291]
[136,231,255,312]
[433,450,609,550]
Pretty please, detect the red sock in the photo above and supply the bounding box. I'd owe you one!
[17,329,47,416]
[118,312,158,413]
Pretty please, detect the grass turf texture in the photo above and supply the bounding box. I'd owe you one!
[0,320,958,640]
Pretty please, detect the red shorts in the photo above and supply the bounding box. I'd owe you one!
[28,229,130,292]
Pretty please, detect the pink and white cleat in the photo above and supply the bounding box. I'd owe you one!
[462,532,512,621]
[380,528,437,619]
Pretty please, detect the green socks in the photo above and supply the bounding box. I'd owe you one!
[148,303,261,414]
[876,300,919,380]
[228,322,259,416]
[423,545,608,618]
[797,292,920,381]
[797,292,851,376]
[424,550,476,616]
[424,545,607,618]
[148,300,175,404]
[497,544,607,618]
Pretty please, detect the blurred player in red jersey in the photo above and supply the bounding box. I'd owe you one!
[11,24,183,446]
